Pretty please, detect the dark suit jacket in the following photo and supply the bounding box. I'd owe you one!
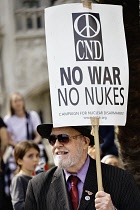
[25,157,140,210]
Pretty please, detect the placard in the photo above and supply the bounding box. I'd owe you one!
[45,3,129,126]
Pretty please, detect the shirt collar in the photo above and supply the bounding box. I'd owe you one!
[64,155,90,184]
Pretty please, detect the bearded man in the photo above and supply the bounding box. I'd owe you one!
[25,124,140,210]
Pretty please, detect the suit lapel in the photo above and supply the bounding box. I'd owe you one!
[45,158,97,210]
[78,158,97,210]
[49,167,72,210]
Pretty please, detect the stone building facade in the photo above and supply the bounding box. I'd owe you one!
[0,0,50,118]
[0,0,81,163]
[0,0,82,118]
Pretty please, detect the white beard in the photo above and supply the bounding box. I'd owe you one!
[53,140,83,169]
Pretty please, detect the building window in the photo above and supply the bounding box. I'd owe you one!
[26,17,33,29]
[15,0,48,31]
[22,0,39,8]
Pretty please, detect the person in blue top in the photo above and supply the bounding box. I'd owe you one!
[88,126,118,160]
[100,126,118,157]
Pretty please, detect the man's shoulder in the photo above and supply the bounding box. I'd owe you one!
[27,166,59,196]
[101,160,133,182]
[31,166,58,184]
[101,161,125,173]
[90,157,130,178]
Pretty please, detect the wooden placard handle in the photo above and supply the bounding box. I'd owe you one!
[90,117,104,191]
[81,0,92,9]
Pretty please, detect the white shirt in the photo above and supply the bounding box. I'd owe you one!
[4,111,41,142]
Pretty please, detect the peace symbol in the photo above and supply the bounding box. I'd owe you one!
[74,14,100,38]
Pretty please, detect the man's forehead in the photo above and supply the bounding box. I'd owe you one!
[52,126,79,134]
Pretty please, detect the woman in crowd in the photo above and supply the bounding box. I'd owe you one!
[4,92,48,197]
[10,141,40,210]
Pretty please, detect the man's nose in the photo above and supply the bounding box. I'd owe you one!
[54,139,63,146]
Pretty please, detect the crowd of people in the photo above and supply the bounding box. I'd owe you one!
[0,92,49,210]
[0,92,140,210]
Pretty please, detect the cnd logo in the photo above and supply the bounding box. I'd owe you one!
[72,13,104,61]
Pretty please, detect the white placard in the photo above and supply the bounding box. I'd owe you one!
[45,3,129,127]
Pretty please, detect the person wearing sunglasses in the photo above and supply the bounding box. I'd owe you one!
[25,124,140,210]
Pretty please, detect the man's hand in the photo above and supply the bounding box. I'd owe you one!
[95,191,115,210]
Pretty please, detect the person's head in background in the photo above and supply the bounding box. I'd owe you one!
[88,145,96,159]
[14,141,40,176]
[101,154,121,168]
[9,92,26,116]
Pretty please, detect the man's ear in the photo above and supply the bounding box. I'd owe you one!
[83,136,90,148]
